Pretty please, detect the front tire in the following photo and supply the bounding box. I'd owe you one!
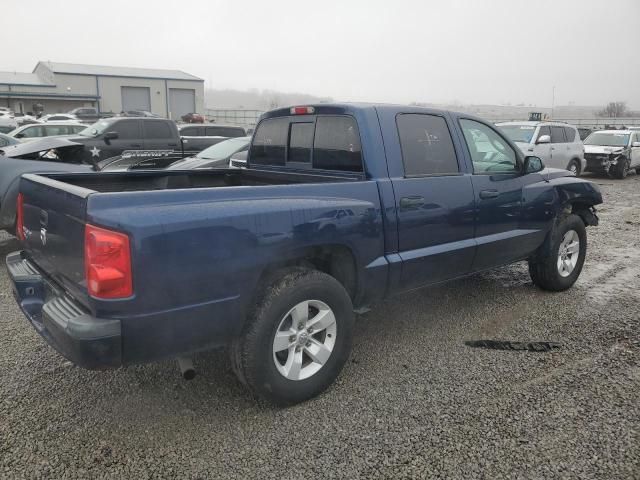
[528,214,587,291]
[611,158,629,179]
[230,267,354,406]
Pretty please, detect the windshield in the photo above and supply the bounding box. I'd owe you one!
[78,119,116,137]
[497,124,536,143]
[584,132,630,147]
[195,137,250,159]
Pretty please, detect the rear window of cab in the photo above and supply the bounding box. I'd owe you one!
[249,115,363,172]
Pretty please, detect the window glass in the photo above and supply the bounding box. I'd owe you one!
[145,121,172,139]
[551,126,566,143]
[536,126,551,141]
[313,116,362,172]
[0,137,8,147]
[71,125,86,134]
[288,123,313,163]
[563,127,576,142]
[499,124,537,143]
[20,126,44,138]
[206,126,244,137]
[181,126,200,136]
[397,114,458,175]
[110,120,140,139]
[459,119,518,174]
[250,117,288,166]
[44,125,69,136]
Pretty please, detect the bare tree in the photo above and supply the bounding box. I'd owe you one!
[597,101,627,118]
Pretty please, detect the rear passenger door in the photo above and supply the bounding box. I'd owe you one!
[143,121,178,150]
[550,125,569,169]
[384,112,476,290]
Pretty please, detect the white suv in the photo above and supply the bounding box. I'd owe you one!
[497,121,585,176]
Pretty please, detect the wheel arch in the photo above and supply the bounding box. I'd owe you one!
[255,244,360,304]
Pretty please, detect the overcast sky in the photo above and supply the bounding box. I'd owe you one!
[4,0,639,108]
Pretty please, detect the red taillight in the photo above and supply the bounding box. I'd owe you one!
[16,193,25,241]
[84,224,133,299]
[290,106,315,115]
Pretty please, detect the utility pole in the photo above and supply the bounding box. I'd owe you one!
[551,85,555,119]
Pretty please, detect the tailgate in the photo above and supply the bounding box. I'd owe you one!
[20,174,93,306]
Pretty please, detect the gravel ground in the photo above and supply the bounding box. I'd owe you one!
[1,173,639,479]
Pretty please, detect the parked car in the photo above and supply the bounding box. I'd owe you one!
[67,117,226,163]
[0,113,18,133]
[6,104,602,406]
[181,112,205,123]
[13,113,40,126]
[121,110,161,118]
[0,138,92,231]
[164,136,251,170]
[497,121,585,176]
[39,113,78,122]
[584,130,640,178]
[229,150,248,168]
[8,122,87,142]
[0,132,20,147]
[67,107,101,122]
[179,123,246,138]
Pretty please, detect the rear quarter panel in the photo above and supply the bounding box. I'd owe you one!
[86,180,385,362]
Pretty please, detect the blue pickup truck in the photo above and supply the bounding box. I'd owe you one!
[6,104,602,405]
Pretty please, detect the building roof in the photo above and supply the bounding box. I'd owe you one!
[38,61,203,81]
[0,71,53,86]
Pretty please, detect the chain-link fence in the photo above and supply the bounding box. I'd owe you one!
[204,109,264,128]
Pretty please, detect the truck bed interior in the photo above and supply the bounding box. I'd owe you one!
[42,168,361,193]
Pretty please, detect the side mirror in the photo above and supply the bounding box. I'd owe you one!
[104,131,118,142]
[536,134,551,144]
[14,133,24,139]
[524,155,544,174]
[632,142,640,148]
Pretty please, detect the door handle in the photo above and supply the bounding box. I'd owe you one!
[399,196,425,209]
[130,144,142,148]
[479,189,500,199]
[168,143,178,147]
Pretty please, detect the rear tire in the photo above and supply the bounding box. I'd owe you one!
[230,267,354,406]
[567,159,581,177]
[528,214,587,292]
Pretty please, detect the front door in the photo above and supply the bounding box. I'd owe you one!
[100,119,143,159]
[533,125,552,164]
[458,119,542,271]
[387,112,476,290]
[630,133,640,169]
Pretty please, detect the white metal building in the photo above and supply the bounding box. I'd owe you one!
[0,61,204,120]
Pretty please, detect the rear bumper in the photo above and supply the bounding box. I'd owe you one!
[6,251,122,369]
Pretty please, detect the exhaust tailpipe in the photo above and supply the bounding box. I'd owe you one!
[177,356,196,380]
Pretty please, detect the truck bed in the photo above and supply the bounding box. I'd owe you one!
[36,168,363,194]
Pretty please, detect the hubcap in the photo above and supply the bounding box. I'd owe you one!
[557,230,580,277]
[272,300,337,381]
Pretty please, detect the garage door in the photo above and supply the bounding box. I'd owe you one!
[169,88,196,120]
[121,86,151,112]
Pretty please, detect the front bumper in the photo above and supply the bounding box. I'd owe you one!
[585,154,617,172]
[6,251,122,369]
